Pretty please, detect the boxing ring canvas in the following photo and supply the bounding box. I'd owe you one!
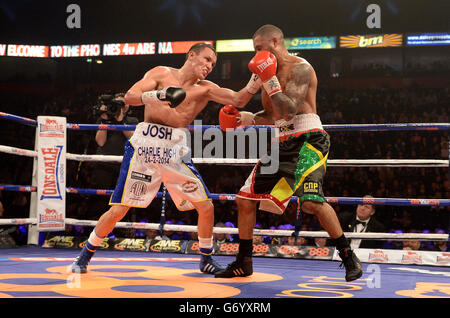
[0,246,448,298]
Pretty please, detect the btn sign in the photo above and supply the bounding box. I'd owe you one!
[340,34,402,48]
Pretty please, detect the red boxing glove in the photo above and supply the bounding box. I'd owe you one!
[248,51,282,97]
[219,105,241,131]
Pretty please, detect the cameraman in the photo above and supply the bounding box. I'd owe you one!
[90,93,139,219]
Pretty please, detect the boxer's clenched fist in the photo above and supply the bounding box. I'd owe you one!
[141,86,186,108]
[248,51,282,97]
[219,105,240,130]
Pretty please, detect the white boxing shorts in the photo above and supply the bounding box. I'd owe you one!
[109,122,211,210]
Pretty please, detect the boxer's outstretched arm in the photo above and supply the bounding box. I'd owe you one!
[124,67,163,105]
[206,84,254,109]
[270,63,311,121]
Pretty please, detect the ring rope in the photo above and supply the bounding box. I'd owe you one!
[63,122,450,132]
[2,111,450,131]
[0,145,447,167]
[0,217,447,241]
[1,184,449,207]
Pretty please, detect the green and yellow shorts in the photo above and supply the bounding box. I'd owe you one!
[236,129,330,214]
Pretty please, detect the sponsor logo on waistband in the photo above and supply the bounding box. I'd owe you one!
[279,123,295,133]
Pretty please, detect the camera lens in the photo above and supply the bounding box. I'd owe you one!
[109,105,118,113]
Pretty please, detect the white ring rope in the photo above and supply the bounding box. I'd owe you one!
[0,145,447,167]
[0,217,447,241]
[0,145,37,158]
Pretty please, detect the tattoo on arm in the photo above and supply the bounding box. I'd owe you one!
[272,63,311,119]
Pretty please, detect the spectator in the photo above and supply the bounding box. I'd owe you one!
[402,239,421,251]
[314,237,328,247]
[432,229,448,252]
[338,195,386,249]
[214,222,231,244]
[286,236,307,246]
[145,229,159,240]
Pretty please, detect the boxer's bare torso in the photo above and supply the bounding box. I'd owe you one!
[260,55,318,122]
[142,66,215,128]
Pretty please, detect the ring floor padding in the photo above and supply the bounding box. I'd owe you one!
[0,246,448,298]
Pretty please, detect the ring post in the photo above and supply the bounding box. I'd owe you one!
[28,116,67,245]
[27,126,40,245]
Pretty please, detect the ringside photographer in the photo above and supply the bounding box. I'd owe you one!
[89,93,139,218]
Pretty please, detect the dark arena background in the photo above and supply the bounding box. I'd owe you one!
[0,0,449,308]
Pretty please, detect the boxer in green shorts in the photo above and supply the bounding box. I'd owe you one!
[237,125,330,214]
[215,24,362,282]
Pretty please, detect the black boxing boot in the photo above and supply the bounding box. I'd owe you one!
[215,239,253,278]
[339,248,363,282]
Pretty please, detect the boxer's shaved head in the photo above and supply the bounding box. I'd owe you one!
[253,24,284,41]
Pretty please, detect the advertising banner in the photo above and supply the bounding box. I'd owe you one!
[216,39,254,52]
[406,33,450,46]
[41,236,450,267]
[49,44,101,57]
[102,41,213,56]
[7,44,49,57]
[158,40,214,54]
[0,44,6,56]
[102,42,156,56]
[340,34,403,48]
[334,248,449,267]
[285,36,336,50]
[36,116,66,231]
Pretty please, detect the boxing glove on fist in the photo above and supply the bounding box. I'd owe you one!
[248,51,282,97]
[141,86,186,108]
[219,105,240,130]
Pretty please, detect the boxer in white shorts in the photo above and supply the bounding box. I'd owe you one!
[72,43,264,274]
[109,122,210,211]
